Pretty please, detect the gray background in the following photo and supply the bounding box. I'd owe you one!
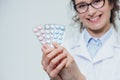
[0,0,119,80]
[0,0,72,80]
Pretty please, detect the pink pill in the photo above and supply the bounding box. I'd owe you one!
[33,28,38,33]
[37,25,42,30]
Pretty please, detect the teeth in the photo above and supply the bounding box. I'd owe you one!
[89,16,100,22]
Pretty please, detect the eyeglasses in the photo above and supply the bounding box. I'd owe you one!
[75,0,105,14]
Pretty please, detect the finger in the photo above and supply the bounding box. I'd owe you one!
[41,45,47,54]
[51,75,62,80]
[41,44,49,52]
[42,63,47,71]
[41,45,54,71]
[45,46,64,66]
[41,46,54,55]
[43,44,50,49]
[47,52,67,73]
[41,44,51,54]
[49,58,67,78]
[41,47,54,67]
[52,42,60,48]
[41,47,54,69]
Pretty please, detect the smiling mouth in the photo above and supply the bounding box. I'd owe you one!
[87,14,102,23]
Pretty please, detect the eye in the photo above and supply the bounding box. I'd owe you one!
[77,3,87,9]
[93,0,102,5]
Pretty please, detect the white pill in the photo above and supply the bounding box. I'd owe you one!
[51,30,54,34]
[51,35,54,38]
[41,41,46,44]
[38,36,43,41]
[53,39,57,42]
[46,35,51,39]
[44,25,50,29]
[46,30,50,34]
[42,34,45,37]
[36,32,41,37]
[46,40,51,44]
[41,30,45,34]
[50,25,55,29]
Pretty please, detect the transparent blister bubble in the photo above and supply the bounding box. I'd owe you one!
[33,24,65,47]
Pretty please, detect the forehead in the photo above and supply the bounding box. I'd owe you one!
[75,0,92,4]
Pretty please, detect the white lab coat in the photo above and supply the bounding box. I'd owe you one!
[63,28,120,80]
[43,28,120,80]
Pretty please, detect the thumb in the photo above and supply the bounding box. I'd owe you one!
[52,42,59,48]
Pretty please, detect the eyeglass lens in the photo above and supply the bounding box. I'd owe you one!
[75,0,105,14]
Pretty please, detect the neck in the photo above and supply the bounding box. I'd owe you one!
[86,24,111,38]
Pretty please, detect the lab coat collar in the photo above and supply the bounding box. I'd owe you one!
[71,28,119,64]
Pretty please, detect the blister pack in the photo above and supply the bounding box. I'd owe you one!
[33,24,65,46]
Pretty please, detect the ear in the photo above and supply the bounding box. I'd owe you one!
[110,3,114,10]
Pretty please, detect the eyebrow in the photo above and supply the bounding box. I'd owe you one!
[76,1,87,6]
[76,0,93,5]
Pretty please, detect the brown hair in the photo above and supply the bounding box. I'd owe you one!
[71,0,120,31]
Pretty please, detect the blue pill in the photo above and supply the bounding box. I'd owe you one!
[59,31,64,35]
[54,30,59,34]
[54,35,58,39]
[60,26,65,30]
[55,25,60,29]
[57,40,62,44]
[58,36,63,40]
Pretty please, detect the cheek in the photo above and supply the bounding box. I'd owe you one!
[100,3,112,18]
[100,7,111,20]
[78,14,86,22]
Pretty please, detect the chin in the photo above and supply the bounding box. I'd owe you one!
[87,24,104,31]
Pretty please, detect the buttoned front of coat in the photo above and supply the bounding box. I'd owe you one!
[65,29,120,80]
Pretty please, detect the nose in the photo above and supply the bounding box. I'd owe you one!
[87,5,97,17]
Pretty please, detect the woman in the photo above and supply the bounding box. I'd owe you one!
[41,0,120,80]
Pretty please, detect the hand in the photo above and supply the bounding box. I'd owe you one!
[41,42,67,79]
[59,50,86,80]
[50,75,62,80]
[41,42,86,80]
[50,42,86,80]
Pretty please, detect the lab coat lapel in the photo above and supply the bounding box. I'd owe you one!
[93,42,114,64]
[78,42,92,61]
[71,33,92,61]
[93,30,117,64]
